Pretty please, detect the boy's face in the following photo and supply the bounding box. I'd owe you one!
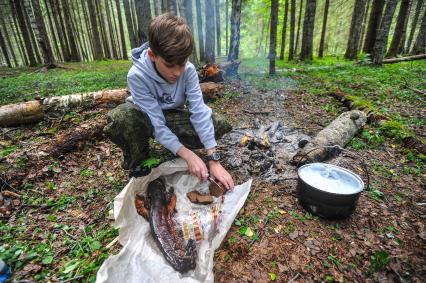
[148,49,186,84]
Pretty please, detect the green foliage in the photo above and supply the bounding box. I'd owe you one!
[0,145,17,157]
[143,156,161,169]
[370,250,390,272]
[0,60,130,105]
[379,120,413,141]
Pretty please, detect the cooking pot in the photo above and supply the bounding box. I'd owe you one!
[297,162,365,219]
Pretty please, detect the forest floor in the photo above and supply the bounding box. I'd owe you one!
[0,58,425,282]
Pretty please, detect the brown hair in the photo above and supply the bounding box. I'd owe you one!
[148,14,194,65]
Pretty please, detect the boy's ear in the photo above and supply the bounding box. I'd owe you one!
[147,48,156,61]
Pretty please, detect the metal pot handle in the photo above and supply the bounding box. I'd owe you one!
[295,145,370,190]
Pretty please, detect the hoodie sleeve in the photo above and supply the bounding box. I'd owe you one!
[185,64,217,150]
[128,71,183,155]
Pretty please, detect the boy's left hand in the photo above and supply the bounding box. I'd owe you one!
[208,161,234,190]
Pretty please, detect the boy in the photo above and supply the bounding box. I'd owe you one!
[104,14,234,190]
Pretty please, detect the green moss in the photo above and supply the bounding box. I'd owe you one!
[379,120,414,141]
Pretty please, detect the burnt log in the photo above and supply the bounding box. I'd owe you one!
[198,63,224,82]
[292,110,367,164]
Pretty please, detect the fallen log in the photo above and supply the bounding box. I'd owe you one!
[198,63,224,83]
[292,110,367,164]
[383,54,426,64]
[0,83,224,127]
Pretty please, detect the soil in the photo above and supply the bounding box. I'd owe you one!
[1,77,425,282]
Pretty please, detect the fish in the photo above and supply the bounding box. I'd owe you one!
[145,178,197,273]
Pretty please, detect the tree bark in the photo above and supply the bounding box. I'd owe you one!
[269,0,279,74]
[96,0,112,59]
[358,0,370,52]
[205,0,215,63]
[0,26,12,67]
[12,0,37,66]
[182,0,198,65]
[387,0,411,57]
[196,0,205,61]
[300,0,316,61]
[227,0,242,65]
[115,0,128,59]
[225,0,229,55]
[345,0,367,59]
[31,0,56,67]
[88,0,104,60]
[405,0,424,53]
[10,2,29,65]
[215,0,221,56]
[23,0,43,64]
[0,16,18,67]
[363,0,385,54]
[279,0,289,60]
[61,0,80,61]
[167,0,178,14]
[318,0,329,58]
[43,0,61,61]
[294,0,303,55]
[105,0,118,59]
[123,0,137,49]
[0,83,224,127]
[371,0,398,65]
[288,0,296,60]
[411,7,426,54]
[292,110,367,164]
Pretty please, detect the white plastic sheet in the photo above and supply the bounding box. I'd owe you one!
[96,159,252,283]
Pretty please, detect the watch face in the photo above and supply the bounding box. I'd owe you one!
[209,152,220,161]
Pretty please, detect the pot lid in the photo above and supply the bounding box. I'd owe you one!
[298,163,364,195]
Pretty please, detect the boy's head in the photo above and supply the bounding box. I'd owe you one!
[147,14,194,84]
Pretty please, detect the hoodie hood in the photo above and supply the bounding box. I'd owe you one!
[131,42,168,84]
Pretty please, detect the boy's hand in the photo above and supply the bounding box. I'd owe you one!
[208,161,234,190]
[177,146,208,181]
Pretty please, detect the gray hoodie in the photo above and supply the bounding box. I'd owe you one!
[126,43,216,155]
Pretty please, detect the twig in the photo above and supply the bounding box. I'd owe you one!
[60,275,84,283]
[106,236,119,249]
[288,273,301,283]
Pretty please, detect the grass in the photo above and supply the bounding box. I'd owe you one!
[0,60,130,105]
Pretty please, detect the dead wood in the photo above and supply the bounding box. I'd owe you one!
[209,181,226,197]
[292,110,367,164]
[46,120,107,157]
[382,54,426,64]
[1,83,223,127]
[201,82,225,102]
[198,63,224,83]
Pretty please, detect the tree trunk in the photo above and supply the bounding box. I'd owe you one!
[358,0,370,52]
[0,16,18,67]
[44,0,62,61]
[181,0,198,65]
[215,0,221,56]
[0,27,12,67]
[387,0,411,57]
[123,0,137,49]
[294,0,303,55]
[133,0,151,45]
[81,0,95,60]
[167,0,178,14]
[411,8,426,54]
[23,0,43,64]
[10,2,29,66]
[227,0,242,63]
[205,0,215,63]
[115,0,128,59]
[61,0,80,61]
[50,0,70,61]
[345,0,367,59]
[69,0,88,61]
[105,0,118,59]
[406,0,424,53]
[269,0,278,75]
[371,0,398,65]
[196,0,205,61]
[318,0,329,58]
[97,0,112,58]
[12,0,37,66]
[30,0,56,67]
[288,0,296,60]
[279,0,289,60]
[88,0,104,59]
[363,0,385,54]
[398,0,412,54]
[300,0,316,61]
[225,0,229,55]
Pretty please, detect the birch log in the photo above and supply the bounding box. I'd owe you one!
[292,110,367,164]
[0,83,224,127]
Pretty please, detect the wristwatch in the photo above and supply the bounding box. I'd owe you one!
[206,152,221,162]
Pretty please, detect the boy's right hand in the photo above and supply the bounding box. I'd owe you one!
[177,146,208,182]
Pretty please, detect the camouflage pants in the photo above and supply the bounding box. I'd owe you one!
[104,102,232,170]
